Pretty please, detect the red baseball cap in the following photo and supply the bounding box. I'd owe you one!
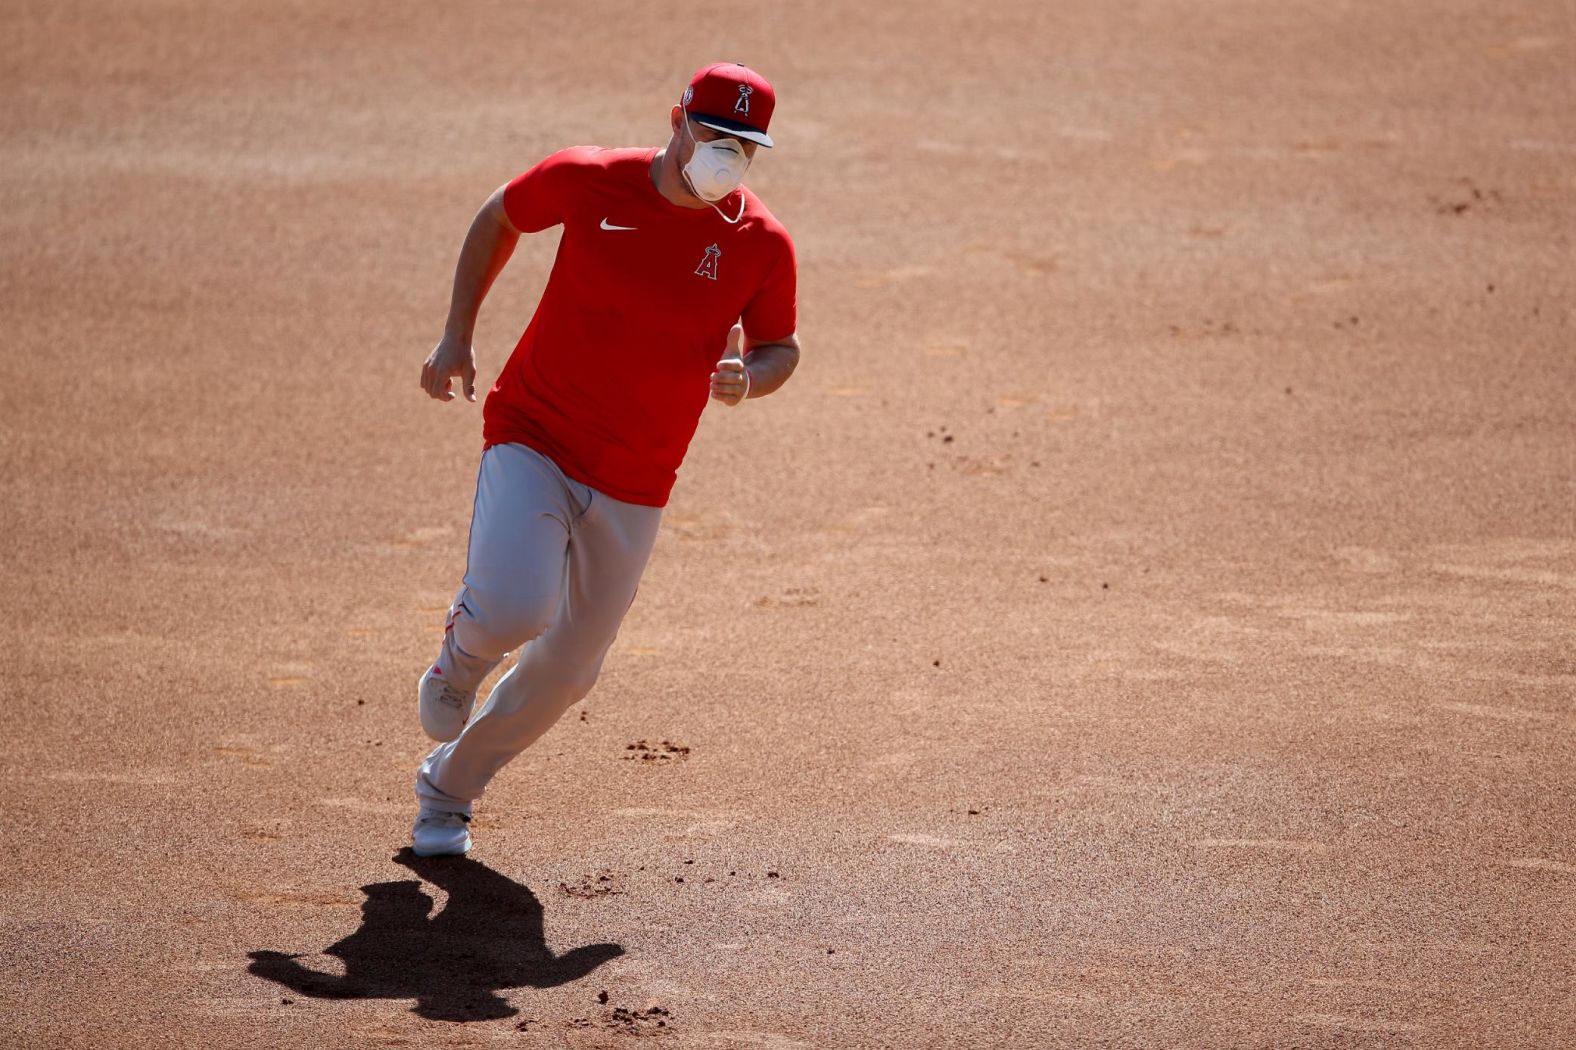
[682,62,775,148]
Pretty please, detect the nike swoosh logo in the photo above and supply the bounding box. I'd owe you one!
[600,218,637,231]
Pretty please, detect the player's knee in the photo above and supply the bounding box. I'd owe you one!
[489,593,558,648]
[462,587,557,655]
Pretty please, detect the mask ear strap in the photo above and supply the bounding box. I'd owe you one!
[707,193,746,224]
[678,115,707,202]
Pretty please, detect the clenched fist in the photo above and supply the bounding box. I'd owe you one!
[709,324,751,407]
[421,334,478,403]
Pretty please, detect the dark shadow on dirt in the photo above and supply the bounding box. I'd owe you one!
[247,847,623,1021]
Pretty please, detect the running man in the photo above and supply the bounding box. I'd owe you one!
[409,63,799,856]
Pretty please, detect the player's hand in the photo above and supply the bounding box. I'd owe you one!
[709,325,750,407]
[421,335,478,403]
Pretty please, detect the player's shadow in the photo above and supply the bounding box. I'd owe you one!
[247,847,622,1022]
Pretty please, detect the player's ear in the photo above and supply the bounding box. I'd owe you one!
[670,105,684,136]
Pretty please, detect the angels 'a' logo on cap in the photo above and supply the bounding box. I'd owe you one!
[734,84,753,115]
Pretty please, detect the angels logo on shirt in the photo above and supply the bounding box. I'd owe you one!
[694,243,721,281]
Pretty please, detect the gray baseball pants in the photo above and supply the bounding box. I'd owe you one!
[415,441,663,809]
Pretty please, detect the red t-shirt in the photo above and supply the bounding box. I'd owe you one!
[483,145,798,507]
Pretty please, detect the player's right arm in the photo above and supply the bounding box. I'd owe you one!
[421,148,592,404]
[420,185,521,403]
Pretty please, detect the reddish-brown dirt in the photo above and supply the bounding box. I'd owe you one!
[2,1,1573,1047]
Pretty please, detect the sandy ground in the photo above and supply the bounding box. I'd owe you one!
[2,1,1574,1047]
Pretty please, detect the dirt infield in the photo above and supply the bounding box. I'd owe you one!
[2,1,1573,1047]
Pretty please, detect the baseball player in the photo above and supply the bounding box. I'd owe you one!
[409,63,799,856]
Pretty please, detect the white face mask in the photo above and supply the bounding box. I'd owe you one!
[681,119,750,203]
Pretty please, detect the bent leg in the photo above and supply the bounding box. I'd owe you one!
[418,488,662,805]
[431,444,577,693]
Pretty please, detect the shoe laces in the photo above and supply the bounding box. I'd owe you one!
[433,681,472,711]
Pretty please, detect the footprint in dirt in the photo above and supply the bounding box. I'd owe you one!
[247,849,623,1022]
[623,740,691,762]
[559,869,627,899]
[753,587,820,609]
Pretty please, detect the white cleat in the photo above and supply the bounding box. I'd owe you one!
[411,806,473,857]
[419,665,477,743]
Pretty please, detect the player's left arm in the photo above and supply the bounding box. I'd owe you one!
[712,228,799,406]
[742,331,799,399]
[711,329,799,405]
